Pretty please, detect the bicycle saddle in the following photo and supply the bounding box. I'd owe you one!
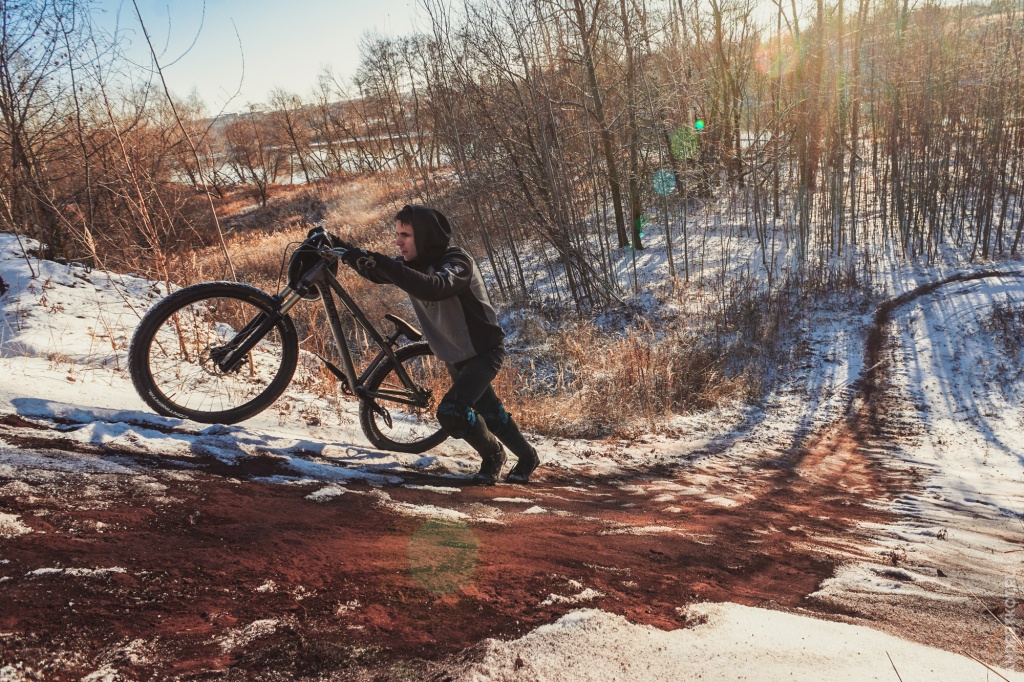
[385,313,423,342]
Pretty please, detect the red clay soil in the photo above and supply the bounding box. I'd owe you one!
[0,413,900,680]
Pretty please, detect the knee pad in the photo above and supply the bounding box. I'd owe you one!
[436,395,476,439]
[479,404,511,437]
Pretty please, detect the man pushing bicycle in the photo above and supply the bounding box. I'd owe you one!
[331,204,540,485]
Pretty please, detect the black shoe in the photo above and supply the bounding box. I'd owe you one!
[472,447,506,485]
[505,447,539,483]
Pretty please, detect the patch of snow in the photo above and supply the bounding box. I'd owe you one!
[0,512,32,538]
[117,639,152,666]
[369,491,472,522]
[219,619,279,652]
[305,485,346,502]
[26,567,127,578]
[390,503,470,522]
[822,275,1024,609]
[451,604,1024,681]
[813,563,967,603]
[402,484,462,494]
[539,588,605,606]
[80,665,121,682]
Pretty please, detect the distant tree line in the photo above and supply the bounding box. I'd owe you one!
[2,0,1022,309]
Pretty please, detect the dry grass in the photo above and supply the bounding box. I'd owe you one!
[192,174,407,283]
[498,322,764,439]
[105,173,797,440]
[136,172,415,289]
[494,276,800,439]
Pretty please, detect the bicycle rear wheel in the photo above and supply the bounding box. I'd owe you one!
[359,342,448,453]
[129,282,299,423]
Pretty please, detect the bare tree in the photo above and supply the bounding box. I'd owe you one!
[224,107,285,206]
[269,88,313,184]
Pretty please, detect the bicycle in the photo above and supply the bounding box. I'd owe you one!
[128,229,447,454]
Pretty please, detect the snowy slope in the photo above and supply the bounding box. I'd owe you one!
[1,232,1023,679]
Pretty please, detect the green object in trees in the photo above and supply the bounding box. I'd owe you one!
[652,168,677,197]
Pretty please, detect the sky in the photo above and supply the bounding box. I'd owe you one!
[94,0,422,113]
[85,0,979,120]
[90,0,823,115]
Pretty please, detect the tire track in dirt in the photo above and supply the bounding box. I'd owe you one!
[1,271,1020,679]
[860,269,1023,431]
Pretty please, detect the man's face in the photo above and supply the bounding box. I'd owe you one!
[395,220,417,261]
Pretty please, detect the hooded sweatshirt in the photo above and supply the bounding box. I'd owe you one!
[363,206,504,364]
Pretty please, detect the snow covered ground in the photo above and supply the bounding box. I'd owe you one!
[1,232,1023,680]
[450,603,1020,681]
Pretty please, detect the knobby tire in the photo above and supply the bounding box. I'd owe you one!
[129,282,299,424]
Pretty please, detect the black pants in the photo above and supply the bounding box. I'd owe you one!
[439,346,535,465]
[443,346,505,425]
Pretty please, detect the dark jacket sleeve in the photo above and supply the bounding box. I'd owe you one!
[370,250,473,302]
[351,259,391,285]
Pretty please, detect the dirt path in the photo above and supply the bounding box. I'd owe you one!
[0,410,902,679]
[1,274,1018,680]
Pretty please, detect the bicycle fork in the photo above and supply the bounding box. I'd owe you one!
[213,288,305,374]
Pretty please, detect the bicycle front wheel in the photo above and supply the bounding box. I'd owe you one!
[129,282,299,423]
[359,342,448,454]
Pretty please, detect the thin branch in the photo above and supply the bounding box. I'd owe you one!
[130,0,237,282]
[886,652,904,682]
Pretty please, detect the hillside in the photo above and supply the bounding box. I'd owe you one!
[1,232,1023,679]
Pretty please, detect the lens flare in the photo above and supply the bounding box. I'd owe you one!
[633,214,650,241]
[671,126,698,160]
[652,168,677,196]
[755,33,800,78]
[408,520,479,595]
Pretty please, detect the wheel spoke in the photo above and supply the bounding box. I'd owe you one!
[133,286,296,423]
[362,344,448,453]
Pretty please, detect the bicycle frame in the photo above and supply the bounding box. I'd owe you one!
[215,250,430,415]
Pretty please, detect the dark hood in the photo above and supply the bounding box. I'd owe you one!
[401,205,451,267]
